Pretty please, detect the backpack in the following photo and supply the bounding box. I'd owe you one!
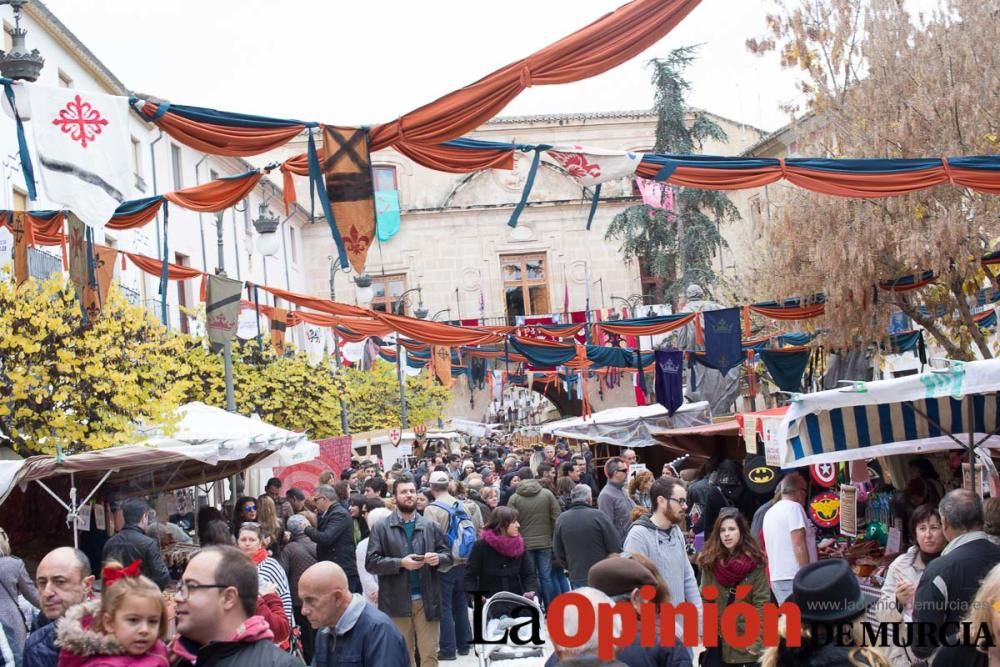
[432,500,478,560]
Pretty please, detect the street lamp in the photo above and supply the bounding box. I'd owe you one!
[395,287,427,319]
[328,257,350,436]
[0,1,44,82]
[354,273,374,306]
[252,202,281,257]
[393,285,425,430]
[430,308,451,322]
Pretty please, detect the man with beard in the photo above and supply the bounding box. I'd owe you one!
[623,477,702,639]
[366,477,453,666]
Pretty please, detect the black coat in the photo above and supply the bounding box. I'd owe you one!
[305,503,357,577]
[173,636,303,667]
[463,535,537,599]
[101,525,171,589]
[552,502,622,583]
[365,511,453,621]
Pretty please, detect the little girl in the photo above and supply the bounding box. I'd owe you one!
[56,560,169,667]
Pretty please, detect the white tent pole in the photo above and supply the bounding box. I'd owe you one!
[35,468,116,550]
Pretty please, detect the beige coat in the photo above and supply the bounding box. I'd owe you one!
[877,545,927,667]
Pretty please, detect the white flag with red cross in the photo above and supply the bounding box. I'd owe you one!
[23,83,132,228]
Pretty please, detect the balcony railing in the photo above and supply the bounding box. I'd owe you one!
[28,247,63,281]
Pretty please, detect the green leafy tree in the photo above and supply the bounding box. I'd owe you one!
[338,362,451,433]
[606,46,741,304]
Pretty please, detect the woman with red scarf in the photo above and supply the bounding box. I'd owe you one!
[464,506,537,617]
[697,509,769,667]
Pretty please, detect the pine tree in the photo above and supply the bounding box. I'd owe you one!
[606,46,741,305]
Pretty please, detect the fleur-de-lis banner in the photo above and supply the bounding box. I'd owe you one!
[11,211,32,286]
[205,274,242,349]
[322,126,375,274]
[270,307,289,357]
[81,244,117,320]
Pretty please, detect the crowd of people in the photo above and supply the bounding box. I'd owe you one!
[0,441,999,666]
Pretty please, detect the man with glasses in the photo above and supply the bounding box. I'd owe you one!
[762,472,816,603]
[623,477,702,640]
[597,457,636,538]
[306,484,361,594]
[171,545,302,666]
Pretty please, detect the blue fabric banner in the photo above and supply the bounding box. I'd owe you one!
[760,349,810,393]
[703,307,743,373]
[654,349,684,415]
[375,190,401,241]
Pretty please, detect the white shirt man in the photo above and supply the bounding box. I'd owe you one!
[762,473,817,603]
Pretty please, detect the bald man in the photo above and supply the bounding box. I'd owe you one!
[300,562,407,667]
[25,547,94,667]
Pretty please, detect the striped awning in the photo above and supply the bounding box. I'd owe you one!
[777,359,1000,467]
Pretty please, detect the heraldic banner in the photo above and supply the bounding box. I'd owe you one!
[206,274,242,349]
[322,126,376,274]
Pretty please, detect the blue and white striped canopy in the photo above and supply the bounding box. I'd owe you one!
[777,359,1000,467]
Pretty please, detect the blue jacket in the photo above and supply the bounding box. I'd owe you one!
[23,624,55,667]
[312,600,409,667]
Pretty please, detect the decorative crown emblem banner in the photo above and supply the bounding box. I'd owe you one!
[322,126,375,273]
[205,274,243,349]
[24,84,133,228]
[703,307,743,373]
[547,144,644,187]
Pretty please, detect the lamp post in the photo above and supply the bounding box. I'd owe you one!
[394,287,426,429]
[0,1,44,82]
[213,210,236,414]
[329,257,350,435]
[430,308,451,322]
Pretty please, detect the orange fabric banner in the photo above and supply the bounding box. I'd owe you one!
[164,171,263,213]
[322,126,376,274]
[12,212,31,286]
[432,346,456,389]
[81,245,117,320]
[124,252,205,282]
[67,214,87,298]
[141,102,306,157]
[271,307,289,357]
[367,0,700,150]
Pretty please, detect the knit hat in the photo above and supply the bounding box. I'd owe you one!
[588,555,657,598]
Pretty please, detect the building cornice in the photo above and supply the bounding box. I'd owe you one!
[26,1,129,95]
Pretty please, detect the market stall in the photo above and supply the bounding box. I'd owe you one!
[540,402,712,447]
[773,359,1000,615]
[0,402,318,548]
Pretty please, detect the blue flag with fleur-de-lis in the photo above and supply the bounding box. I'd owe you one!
[703,307,743,373]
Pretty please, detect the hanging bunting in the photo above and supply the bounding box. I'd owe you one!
[11,211,30,286]
[81,245,117,320]
[703,307,743,372]
[205,274,243,350]
[25,83,133,228]
[653,349,684,415]
[270,307,289,356]
[322,126,376,273]
[432,345,456,389]
[375,189,401,242]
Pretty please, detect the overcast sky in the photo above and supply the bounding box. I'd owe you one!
[40,0,806,135]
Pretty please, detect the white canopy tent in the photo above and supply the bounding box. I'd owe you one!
[540,401,712,448]
[0,402,319,545]
[775,359,1000,468]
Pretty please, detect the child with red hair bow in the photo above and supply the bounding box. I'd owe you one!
[55,560,169,667]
